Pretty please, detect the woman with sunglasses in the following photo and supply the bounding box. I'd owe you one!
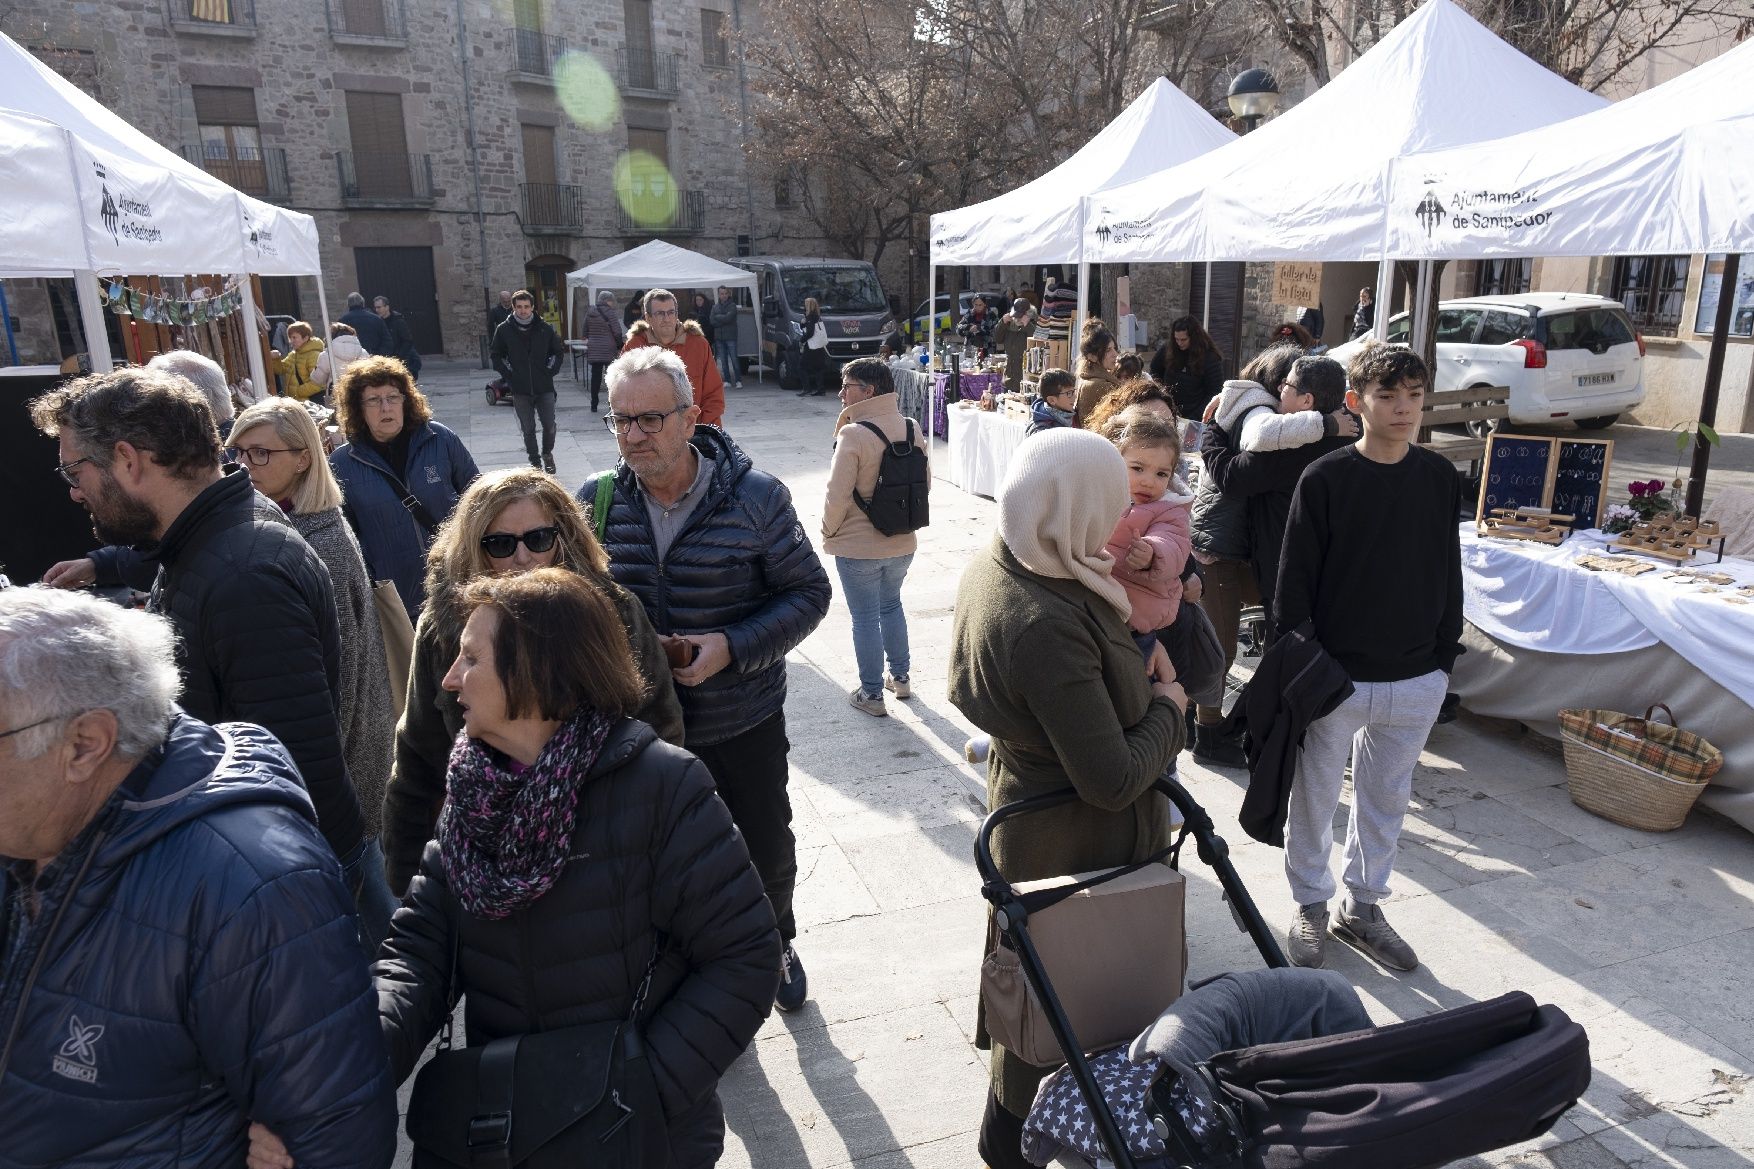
[228,396,401,940]
[380,468,684,897]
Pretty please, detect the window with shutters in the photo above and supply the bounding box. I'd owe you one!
[628,127,668,167]
[1611,255,1688,337]
[192,86,267,194]
[701,9,730,67]
[774,169,793,209]
[1475,259,1532,297]
[345,91,413,198]
[521,124,558,186]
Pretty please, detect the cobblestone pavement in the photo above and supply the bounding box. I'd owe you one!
[395,359,1754,1169]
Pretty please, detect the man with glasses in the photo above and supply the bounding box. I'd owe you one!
[28,368,391,948]
[582,347,829,1014]
[0,586,396,1168]
[490,288,566,473]
[622,287,726,428]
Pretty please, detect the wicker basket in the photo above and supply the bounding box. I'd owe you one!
[1557,704,1723,831]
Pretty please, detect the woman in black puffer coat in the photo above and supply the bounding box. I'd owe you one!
[373,568,779,1168]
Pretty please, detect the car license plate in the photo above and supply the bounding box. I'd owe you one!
[1576,372,1616,387]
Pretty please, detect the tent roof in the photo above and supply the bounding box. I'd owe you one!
[567,240,758,291]
[1085,0,1608,263]
[930,77,1235,266]
[1386,37,1754,258]
[0,32,321,277]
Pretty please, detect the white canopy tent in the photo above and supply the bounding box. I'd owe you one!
[926,77,1236,354]
[0,31,324,388]
[565,239,763,376]
[1081,0,1608,348]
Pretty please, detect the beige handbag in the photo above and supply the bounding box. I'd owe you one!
[372,580,415,717]
[982,862,1186,1067]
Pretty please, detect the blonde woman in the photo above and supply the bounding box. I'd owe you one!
[379,468,685,896]
[228,396,400,942]
[799,295,829,397]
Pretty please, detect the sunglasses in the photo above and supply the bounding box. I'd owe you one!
[479,526,560,558]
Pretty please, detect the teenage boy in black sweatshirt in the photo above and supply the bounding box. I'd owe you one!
[1272,343,1462,973]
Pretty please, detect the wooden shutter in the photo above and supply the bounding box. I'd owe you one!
[345,91,412,197]
[701,9,728,67]
[623,0,653,53]
[513,0,542,30]
[627,127,667,166]
[1188,263,1243,378]
[521,124,557,186]
[192,85,258,125]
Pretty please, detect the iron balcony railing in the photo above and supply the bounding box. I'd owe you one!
[181,144,290,203]
[514,28,566,77]
[616,47,681,96]
[519,183,586,233]
[337,150,435,205]
[615,188,706,236]
[327,0,406,41]
[169,0,255,29]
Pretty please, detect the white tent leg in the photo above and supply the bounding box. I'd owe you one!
[1373,258,1395,341]
[316,283,332,344]
[74,270,112,371]
[237,275,269,397]
[1202,262,1212,331]
[927,261,938,359]
[1075,259,1090,356]
[1409,259,1434,356]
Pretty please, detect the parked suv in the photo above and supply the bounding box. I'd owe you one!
[727,256,892,389]
[1328,293,1645,434]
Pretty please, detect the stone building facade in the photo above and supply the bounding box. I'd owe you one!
[10,0,833,359]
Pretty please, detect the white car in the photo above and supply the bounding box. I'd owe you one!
[1328,293,1646,436]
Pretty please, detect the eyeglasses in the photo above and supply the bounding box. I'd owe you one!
[227,445,301,467]
[479,526,560,558]
[604,407,682,435]
[646,308,679,319]
[55,456,94,486]
[361,392,405,410]
[0,714,65,741]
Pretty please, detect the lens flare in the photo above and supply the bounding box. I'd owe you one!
[613,150,679,227]
[554,52,619,132]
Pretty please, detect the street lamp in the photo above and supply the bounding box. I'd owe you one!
[1227,67,1281,133]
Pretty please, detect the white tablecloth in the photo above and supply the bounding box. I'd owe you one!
[945,403,1031,499]
[1461,523,1754,709]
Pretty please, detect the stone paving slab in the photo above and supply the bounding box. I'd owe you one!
[405,361,1754,1169]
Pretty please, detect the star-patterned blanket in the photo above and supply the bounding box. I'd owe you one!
[1021,1047,1166,1167]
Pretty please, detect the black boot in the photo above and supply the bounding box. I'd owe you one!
[1192,720,1248,768]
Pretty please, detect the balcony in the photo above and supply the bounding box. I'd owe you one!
[616,48,680,98]
[519,183,586,234]
[327,0,406,44]
[181,144,290,204]
[336,150,434,207]
[616,188,706,236]
[167,0,255,36]
[512,29,566,82]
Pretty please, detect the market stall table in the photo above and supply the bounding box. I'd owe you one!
[945,401,1031,500]
[889,362,1004,439]
[1453,522,1754,833]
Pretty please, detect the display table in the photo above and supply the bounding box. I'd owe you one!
[945,402,1031,499]
[1454,523,1754,832]
[889,362,1004,439]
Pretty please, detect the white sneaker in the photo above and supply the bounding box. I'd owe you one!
[734,381,744,389]
[885,675,911,700]
[848,688,888,717]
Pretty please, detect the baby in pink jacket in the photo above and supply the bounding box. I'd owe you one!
[1100,406,1195,658]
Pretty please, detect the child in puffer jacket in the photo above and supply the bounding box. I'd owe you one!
[1100,406,1195,660]
[1204,373,1353,453]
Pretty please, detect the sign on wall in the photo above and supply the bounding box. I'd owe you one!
[1271,261,1323,307]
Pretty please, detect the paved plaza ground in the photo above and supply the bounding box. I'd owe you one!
[399,359,1754,1169]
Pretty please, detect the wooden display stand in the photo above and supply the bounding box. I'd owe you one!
[1610,515,1726,563]
[1019,336,1071,396]
[1479,508,1574,545]
[1476,433,1614,538]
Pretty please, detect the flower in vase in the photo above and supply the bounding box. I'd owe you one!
[1602,503,1638,534]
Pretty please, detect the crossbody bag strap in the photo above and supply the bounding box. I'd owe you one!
[356,455,440,533]
[470,1035,520,1168]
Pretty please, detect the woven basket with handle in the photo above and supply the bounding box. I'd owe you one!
[1556,703,1723,832]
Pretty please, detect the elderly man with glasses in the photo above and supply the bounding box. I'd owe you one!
[0,586,396,1169]
[621,287,727,428]
[580,346,829,1016]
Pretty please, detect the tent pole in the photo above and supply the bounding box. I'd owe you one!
[1372,258,1394,342]
[1409,259,1433,361]
[74,271,113,372]
[1202,262,1211,330]
[1075,259,1090,358]
[316,283,332,344]
[237,274,269,398]
[1685,251,1738,518]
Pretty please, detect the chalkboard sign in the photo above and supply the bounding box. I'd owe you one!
[1550,438,1614,529]
[1477,434,1557,520]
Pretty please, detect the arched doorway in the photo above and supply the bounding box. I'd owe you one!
[524,253,572,335]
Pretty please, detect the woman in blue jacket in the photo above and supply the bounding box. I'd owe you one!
[330,356,479,619]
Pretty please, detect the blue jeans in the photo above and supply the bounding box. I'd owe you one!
[835,554,914,697]
[714,338,739,386]
[341,835,399,958]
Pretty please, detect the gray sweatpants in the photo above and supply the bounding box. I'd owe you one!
[512,390,557,460]
[1285,668,1447,908]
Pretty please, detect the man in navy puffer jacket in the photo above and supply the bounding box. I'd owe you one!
[0,587,395,1169]
[581,347,830,1015]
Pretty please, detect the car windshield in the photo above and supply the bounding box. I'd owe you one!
[783,266,886,313]
[1544,307,1637,352]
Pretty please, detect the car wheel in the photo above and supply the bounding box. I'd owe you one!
[1465,414,1503,441]
[777,347,801,390]
[1574,414,1619,430]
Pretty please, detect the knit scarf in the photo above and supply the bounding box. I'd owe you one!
[438,708,615,919]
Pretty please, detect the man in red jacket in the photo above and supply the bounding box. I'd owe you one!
[622,288,726,427]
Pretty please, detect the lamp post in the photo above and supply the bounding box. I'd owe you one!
[1227,67,1281,133]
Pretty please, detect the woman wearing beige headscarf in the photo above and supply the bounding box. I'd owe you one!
[948,427,1187,1169]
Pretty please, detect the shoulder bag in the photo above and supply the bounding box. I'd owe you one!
[373,582,415,716]
[406,931,672,1169]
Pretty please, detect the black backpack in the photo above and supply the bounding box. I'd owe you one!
[851,419,929,536]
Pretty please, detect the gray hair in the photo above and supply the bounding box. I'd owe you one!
[0,587,181,761]
[347,292,366,308]
[605,346,693,410]
[597,290,615,305]
[147,349,233,423]
[372,295,390,308]
[641,288,676,314]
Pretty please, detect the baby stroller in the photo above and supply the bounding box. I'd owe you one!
[978,778,1592,1169]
